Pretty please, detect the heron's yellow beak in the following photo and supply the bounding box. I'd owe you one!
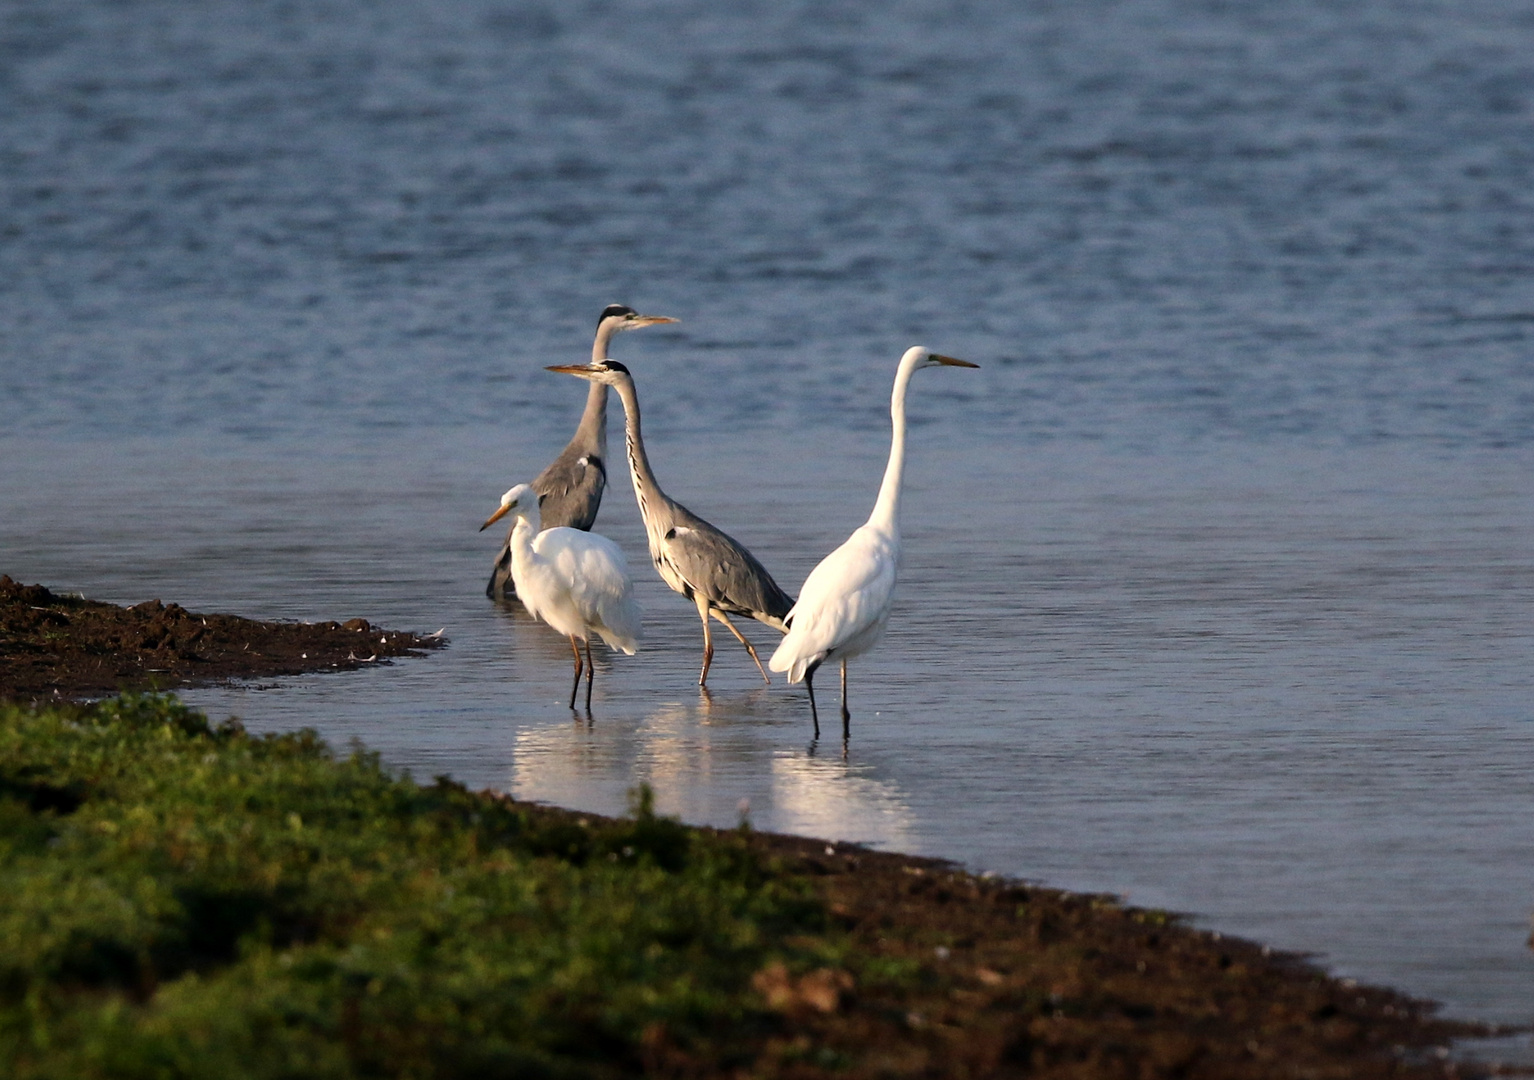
[932,354,979,368]
[479,503,513,532]
[632,315,679,328]
[546,363,599,377]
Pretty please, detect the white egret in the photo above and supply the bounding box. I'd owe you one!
[769,346,978,738]
[480,483,642,710]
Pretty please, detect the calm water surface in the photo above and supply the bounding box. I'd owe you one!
[3,0,1533,1049]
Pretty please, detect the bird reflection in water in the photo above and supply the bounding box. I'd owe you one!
[507,694,914,852]
[769,751,915,851]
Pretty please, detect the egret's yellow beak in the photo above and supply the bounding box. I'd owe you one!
[479,502,513,532]
[932,354,979,368]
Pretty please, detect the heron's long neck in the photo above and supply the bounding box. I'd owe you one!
[612,376,669,530]
[867,359,917,534]
[571,380,608,459]
[569,323,622,458]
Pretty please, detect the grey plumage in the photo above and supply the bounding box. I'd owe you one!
[487,305,675,599]
[546,358,793,685]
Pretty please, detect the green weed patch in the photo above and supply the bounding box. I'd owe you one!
[0,696,826,1079]
[0,695,1484,1080]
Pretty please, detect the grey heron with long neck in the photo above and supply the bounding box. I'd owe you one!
[546,359,794,686]
[486,305,677,599]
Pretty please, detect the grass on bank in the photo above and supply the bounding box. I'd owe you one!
[0,695,836,1079]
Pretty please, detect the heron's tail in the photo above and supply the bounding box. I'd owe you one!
[754,611,790,634]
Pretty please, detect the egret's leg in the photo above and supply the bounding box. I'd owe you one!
[805,668,821,740]
[840,660,850,740]
[711,610,770,684]
[583,637,596,711]
[567,636,584,710]
[695,595,715,686]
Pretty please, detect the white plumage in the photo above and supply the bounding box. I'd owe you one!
[770,346,978,738]
[771,525,898,685]
[480,483,641,708]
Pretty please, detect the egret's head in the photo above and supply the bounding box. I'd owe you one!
[479,483,540,532]
[903,345,979,371]
[596,304,679,335]
[547,358,631,386]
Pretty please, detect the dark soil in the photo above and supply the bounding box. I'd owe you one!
[0,576,442,702]
[0,578,1518,1077]
[514,801,1511,1079]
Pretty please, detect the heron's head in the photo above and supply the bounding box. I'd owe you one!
[597,304,679,335]
[547,358,631,386]
[479,483,540,532]
[903,345,980,371]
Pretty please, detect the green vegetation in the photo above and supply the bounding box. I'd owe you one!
[0,693,1478,1080]
[0,695,833,1079]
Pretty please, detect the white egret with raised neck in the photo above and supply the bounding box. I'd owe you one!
[769,346,979,739]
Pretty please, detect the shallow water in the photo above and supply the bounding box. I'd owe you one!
[3,0,1534,1049]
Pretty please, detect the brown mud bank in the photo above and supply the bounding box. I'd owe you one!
[0,579,1520,1076]
[516,799,1515,1078]
[0,576,442,702]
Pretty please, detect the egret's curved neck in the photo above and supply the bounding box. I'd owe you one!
[867,358,918,533]
[610,375,670,530]
[508,511,540,568]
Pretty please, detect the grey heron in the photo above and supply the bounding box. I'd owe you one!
[480,483,642,710]
[486,304,678,599]
[546,359,794,686]
[769,346,978,739]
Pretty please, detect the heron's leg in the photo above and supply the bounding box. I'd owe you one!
[694,595,715,686]
[840,660,850,740]
[805,669,820,740]
[583,637,595,711]
[567,636,583,710]
[710,610,770,684]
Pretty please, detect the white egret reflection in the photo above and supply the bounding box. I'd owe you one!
[506,696,913,849]
[769,751,915,850]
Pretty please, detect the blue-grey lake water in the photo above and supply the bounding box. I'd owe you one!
[3,0,1533,1054]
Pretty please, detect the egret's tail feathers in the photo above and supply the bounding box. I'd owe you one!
[595,625,640,656]
[595,605,642,655]
[768,641,825,685]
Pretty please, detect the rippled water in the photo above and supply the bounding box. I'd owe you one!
[3,0,1533,1046]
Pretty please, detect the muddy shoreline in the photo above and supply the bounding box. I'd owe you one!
[497,798,1510,1077]
[0,578,1518,1076]
[0,576,442,703]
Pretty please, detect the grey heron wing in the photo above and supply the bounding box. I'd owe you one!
[664,519,794,624]
[485,535,516,599]
[532,450,607,531]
